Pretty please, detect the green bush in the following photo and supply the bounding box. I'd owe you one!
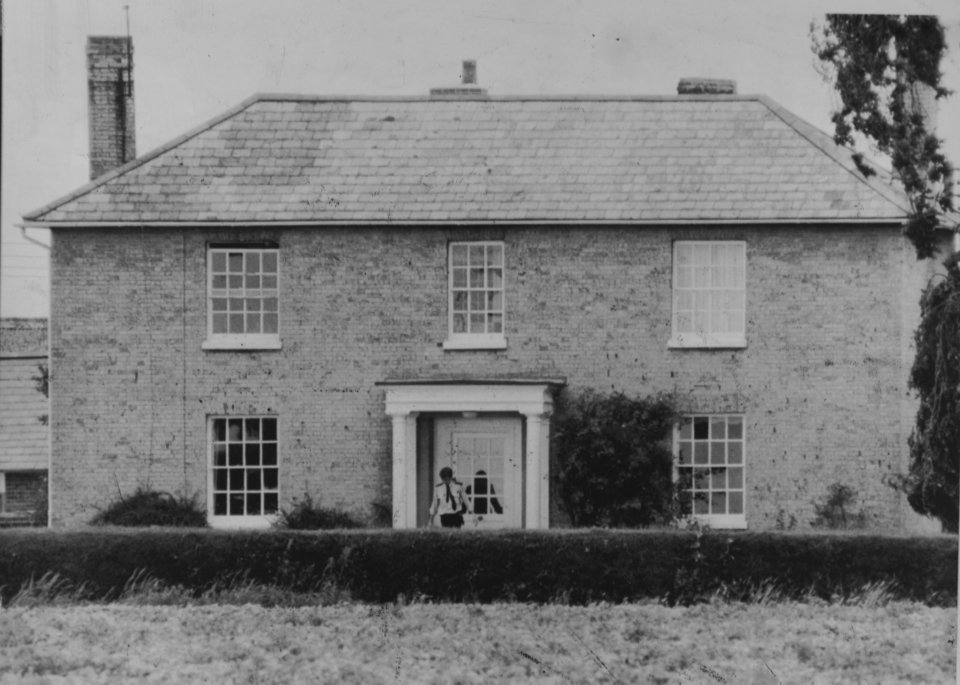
[553,389,685,527]
[0,529,953,606]
[275,494,363,530]
[90,488,207,527]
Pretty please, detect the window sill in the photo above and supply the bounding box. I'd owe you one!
[686,514,747,530]
[207,514,278,530]
[202,335,282,351]
[668,336,746,350]
[442,335,507,351]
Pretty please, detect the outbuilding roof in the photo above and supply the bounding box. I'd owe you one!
[25,93,910,226]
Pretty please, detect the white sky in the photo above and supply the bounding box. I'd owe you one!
[3,0,960,318]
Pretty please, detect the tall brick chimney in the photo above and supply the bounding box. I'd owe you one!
[87,36,135,180]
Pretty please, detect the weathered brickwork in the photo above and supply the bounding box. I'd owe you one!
[50,224,930,529]
[87,37,135,180]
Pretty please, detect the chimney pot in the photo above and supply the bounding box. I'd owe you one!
[677,78,737,95]
[87,36,136,180]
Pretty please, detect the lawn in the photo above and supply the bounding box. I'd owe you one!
[0,601,954,684]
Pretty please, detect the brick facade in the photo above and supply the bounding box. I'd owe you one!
[49,223,931,529]
[87,36,135,180]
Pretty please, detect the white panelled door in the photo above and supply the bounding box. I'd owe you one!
[434,417,522,529]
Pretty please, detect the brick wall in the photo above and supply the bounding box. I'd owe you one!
[49,224,929,529]
[87,36,135,180]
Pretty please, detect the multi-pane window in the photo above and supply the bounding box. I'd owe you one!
[676,415,745,527]
[210,417,279,521]
[671,241,745,347]
[207,247,279,345]
[447,242,505,348]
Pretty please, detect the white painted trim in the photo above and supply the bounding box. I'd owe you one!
[447,240,506,344]
[206,246,281,347]
[671,240,747,347]
[673,414,748,531]
[206,415,281,529]
[524,413,543,529]
[442,335,507,350]
[668,336,746,349]
[25,217,908,229]
[389,412,419,529]
[689,514,747,530]
[202,335,282,351]
[384,382,555,530]
[384,383,553,417]
[208,514,278,530]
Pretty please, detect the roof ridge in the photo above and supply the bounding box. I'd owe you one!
[245,92,769,103]
[756,95,911,215]
[23,95,265,222]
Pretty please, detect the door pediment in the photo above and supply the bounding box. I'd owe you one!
[381,379,561,417]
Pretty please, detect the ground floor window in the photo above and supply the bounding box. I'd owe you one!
[676,414,745,528]
[210,417,279,521]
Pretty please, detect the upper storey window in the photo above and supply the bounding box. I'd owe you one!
[670,241,746,349]
[203,246,281,351]
[444,241,507,350]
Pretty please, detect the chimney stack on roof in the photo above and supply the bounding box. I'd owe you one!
[677,78,737,95]
[87,36,136,180]
[461,60,477,85]
[430,60,489,99]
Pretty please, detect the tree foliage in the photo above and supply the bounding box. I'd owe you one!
[812,14,952,259]
[552,389,686,527]
[814,15,958,533]
[902,254,960,532]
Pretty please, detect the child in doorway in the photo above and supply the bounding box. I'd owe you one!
[429,467,469,528]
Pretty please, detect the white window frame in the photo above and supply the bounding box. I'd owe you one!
[443,240,507,350]
[203,246,282,351]
[207,416,280,529]
[674,414,747,529]
[669,240,746,349]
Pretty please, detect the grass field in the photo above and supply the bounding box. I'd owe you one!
[0,600,954,684]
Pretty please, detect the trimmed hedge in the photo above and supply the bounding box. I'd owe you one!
[0,528,954,606]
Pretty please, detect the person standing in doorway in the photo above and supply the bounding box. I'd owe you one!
[429,467,469,528]
[465,470,502,516]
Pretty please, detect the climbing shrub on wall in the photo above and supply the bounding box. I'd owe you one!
[552,389,686,527]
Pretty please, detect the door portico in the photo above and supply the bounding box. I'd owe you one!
[379,379,563,529]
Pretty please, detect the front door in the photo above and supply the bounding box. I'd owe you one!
[434,416,522,529]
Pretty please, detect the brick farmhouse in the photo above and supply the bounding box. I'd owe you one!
[23,41,951,530]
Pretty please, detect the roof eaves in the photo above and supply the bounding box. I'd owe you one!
[756,95,911,216]
[25,216,908,230]
[23,94,266,222]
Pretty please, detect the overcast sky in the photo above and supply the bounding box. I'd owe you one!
[3,0,960,318]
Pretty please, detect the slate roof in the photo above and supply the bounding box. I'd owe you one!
[25,94,910,225]
[0,320,48,472]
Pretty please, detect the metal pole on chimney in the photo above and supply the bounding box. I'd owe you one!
[124,6,132,96]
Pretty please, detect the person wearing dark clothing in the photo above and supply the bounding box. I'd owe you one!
[465,470,502,515]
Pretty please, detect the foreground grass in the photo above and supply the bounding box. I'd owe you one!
[0,601,954,684]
